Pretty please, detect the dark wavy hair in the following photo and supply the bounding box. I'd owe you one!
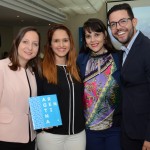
[80,18,117,53]
[8,26,41,72]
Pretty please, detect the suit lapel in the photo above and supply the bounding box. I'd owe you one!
[79,53,90,78]
[121,32,143,73]
[121,45,137,72]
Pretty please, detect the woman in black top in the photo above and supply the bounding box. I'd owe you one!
[35,24,85,150]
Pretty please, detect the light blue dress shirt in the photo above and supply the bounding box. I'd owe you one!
[121,30,139,66]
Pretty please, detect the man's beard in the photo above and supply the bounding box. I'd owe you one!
[114,27,135,45]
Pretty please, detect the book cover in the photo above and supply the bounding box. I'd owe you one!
[29,94,62,130]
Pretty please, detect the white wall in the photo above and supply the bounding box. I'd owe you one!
[0,26,13,58]
[64,2,107,52]
[0,2,107,58]
[1,1,148,58]
[0,26,50,58]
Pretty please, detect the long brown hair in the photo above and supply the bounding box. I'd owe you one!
[42,24,81,84]
[8,26,41,72]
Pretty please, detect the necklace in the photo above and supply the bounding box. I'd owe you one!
[91,49,108,57]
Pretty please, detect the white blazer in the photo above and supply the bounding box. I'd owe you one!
[0,58,36,143]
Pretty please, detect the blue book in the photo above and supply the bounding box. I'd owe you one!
[29,94,62,130]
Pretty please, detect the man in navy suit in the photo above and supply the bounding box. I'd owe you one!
[107,3,150,150]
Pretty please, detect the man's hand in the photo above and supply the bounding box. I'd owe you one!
[142,141,150,150]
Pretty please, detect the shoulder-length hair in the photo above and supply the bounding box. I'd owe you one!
[8,26,41,72]
[42,24,81,84]
[80,18,117,53]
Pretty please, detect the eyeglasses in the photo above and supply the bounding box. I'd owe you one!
[108,18,132,30]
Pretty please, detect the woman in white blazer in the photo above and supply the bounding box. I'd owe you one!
[0,26,41,150]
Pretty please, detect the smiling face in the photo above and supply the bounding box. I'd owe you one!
[18,31,39,67]
[109,10,137,47]
[51,29,70,65]
[85,30,106,54]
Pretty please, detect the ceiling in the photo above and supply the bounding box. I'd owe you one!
[0,0,128,26]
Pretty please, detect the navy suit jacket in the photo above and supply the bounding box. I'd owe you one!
[121,31,150,141]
